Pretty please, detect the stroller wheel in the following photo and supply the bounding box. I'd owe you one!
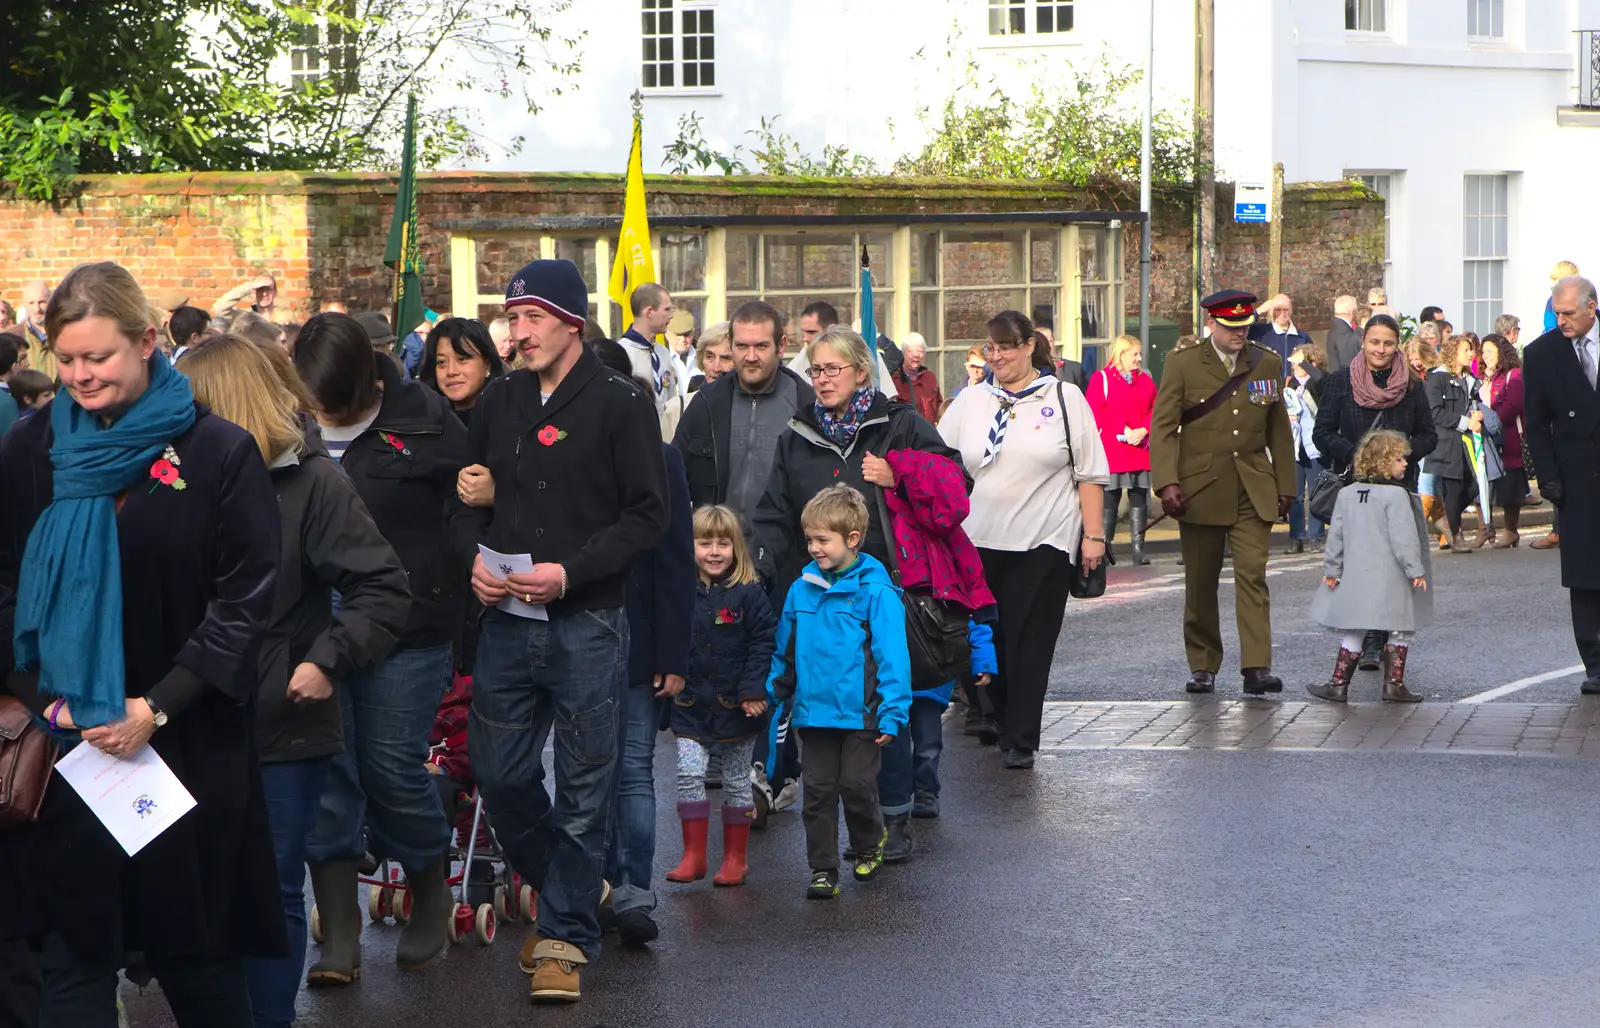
[393,885,412,924]
[493,885,515,923]
[369,886,391,924]
[448,903,469,944]
[474,903,496,945]
[519,884,537,925]
[309,904,324,944]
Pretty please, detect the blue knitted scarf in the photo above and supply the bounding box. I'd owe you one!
[14,352,196,728]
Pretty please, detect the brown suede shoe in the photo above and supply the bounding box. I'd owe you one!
[527,938,587,1004]
[1530,532,1560,550]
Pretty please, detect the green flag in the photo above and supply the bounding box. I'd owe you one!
[384,94,423,356]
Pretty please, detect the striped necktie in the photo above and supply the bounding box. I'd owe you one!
[979,378,1052,468]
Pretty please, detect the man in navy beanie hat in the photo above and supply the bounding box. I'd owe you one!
[463,258,669,1003]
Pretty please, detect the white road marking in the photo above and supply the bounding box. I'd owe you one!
[1460,665,1586,704]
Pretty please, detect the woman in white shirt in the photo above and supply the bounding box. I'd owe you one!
[937,311,1109,770]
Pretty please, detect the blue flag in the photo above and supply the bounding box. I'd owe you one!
[860,245,877,374]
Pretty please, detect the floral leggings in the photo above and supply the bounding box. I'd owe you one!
[676,736,756,806]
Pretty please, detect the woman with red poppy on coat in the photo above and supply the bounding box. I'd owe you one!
[291,312,487,985]
[1086,334,1158,565]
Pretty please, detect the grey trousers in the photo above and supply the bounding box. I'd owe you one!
[798,727,884,871]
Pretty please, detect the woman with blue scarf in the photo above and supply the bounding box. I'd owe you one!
[0,262,284,1027]
[751,326,967,594]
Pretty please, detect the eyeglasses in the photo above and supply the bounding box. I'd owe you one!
[981,342,1025,357]
[805,363,854,380]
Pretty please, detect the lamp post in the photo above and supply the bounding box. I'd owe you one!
[1139,0,1154,363]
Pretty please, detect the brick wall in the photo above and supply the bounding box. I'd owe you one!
[0,172,1383,332]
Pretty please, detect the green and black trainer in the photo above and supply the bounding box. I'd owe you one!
[851,829,888,882]
[806,870,839,899]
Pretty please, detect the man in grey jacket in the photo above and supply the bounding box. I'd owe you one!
[1325,295,1362,371]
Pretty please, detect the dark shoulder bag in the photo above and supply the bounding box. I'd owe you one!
[1308,408,1388,523]
[872,485,971,690]
[0,696,57,828]
[1056,383,1108,599]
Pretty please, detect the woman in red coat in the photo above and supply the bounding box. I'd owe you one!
[1086,334,1159,564]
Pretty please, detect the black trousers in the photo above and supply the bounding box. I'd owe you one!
[1572,588,1600,679]
[0,941,38,1028]
[798,728,883,871]
[1441,475,1478,535]
[36,932,252,1028]
[978,545,1075,753]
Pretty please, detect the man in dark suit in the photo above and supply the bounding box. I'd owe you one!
[1324,294,1362,371]
[1522,275,1600,694]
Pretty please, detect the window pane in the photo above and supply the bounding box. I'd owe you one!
[701,9,712,30]
[700,63,714,87]
[683,64,698,87]
[682,10,696,31]
[1031,231,1059,283]
[1030,290,1057,338]
[911,292,942,347]
[702,36,714,59]
[1079,228,1112,282]
[684,37,697,59]
[1371,0,1385,31]
[661,37,673,60]
[659,232,707,293]
[1463,263,1475,299]
[1464,175,1480,216]
[1038,6,1053,32]
[1009,4,1025,33]
[1081,285,1111,340]
[661,64,674,87]
[943,230,1026,287]
[1490,260,1504,297]
[861,233,893,283]
[1494,174,1508,212]
[1494,216,1507,258]
[910,230,939,287]
[643,11,655,32]
[1345,0,1359,30]
[725,232,758,291]
[766,294,855,354]
[554,237,599,286]
[945,289,1028,344]
[764,234,855,290]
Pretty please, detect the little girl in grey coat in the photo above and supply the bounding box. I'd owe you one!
[1307,430,1433,703]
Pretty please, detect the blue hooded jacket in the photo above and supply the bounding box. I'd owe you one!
[766,552,911,738]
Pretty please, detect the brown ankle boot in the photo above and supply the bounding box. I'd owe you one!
[1307,648,1360,702]
[1493,506,1520,548]
[1381,644,1422,703]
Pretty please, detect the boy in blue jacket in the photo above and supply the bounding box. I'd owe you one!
[768,484,911,899]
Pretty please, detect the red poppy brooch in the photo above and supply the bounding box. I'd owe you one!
[715,607,742,625]
[538,425,569,446]
[382,432,411,456]
[149,445,186,492]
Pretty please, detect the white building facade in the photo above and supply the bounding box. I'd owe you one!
[450,0,1600,333]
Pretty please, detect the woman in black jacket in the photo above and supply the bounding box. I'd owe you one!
[293,313,485,984]
[1423,333,1486,553]
[1310,315,1437,489]
[752,326,968,590]
[0,262,284,1026]
[180,334,411,1027]
[418,317,506,428]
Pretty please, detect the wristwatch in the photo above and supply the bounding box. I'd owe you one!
[144,697,169,729]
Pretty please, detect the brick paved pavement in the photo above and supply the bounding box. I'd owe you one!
[1038,700,1600,755]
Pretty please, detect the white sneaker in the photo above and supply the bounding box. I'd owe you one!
[772,778,800,811]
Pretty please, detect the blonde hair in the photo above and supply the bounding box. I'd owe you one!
[248,335,316,413]
[806,326,875,387]
[691,505,759,586]
[45,261,153,349]
[801,484,869,540]
[1354,429,1410,482]
[695,321,731,370]
[1405,337,1440,371]
[178,334,304,464]
[1552,260,1580,281]
[1106,334,1141,371]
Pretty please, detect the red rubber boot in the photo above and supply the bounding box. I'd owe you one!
[665,800,710,883]
[713,805,754,887]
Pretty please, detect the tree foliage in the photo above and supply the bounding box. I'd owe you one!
[661,113,880,178]
[0,0,581,201]
[893,58,1195,197]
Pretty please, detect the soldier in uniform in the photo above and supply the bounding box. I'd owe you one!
[1150,290,1297,694]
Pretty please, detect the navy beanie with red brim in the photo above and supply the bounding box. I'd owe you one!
[505,259,588,329]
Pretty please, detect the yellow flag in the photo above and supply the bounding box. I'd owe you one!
[608,118,656,311]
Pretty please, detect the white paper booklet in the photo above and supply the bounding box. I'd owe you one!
[55,742,198,856]
[478,544,550,621]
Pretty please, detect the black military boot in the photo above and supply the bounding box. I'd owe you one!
[1129,502,1150,565]
[1357,630,1385,671]
[1185,670,1216,694]
[1241,667,1284,695]
[1102,503,1119,566]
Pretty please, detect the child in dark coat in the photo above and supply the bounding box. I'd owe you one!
[667,505,777,887]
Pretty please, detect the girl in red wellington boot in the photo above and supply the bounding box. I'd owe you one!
[666,505,777,886]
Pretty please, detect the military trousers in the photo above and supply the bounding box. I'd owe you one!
[1177,491,1275,673]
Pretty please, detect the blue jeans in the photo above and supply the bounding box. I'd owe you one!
[604,682,661,916]
[244,757,331,1028]
[470,607,626,959]
[306,645,453,871]
[909,696,945,798]
[876,729,914,818]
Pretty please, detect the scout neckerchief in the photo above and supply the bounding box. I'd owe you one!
[979,375,1053,468]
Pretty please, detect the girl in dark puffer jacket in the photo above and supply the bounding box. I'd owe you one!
[666,505,777,887]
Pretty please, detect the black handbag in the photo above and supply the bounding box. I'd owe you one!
[1055,383,1108,599]
[1308,409,1388,523]
[872,485,972,690]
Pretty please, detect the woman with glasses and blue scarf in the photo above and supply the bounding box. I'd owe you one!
[937,310,1109,770]
[0,262,285,1027]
